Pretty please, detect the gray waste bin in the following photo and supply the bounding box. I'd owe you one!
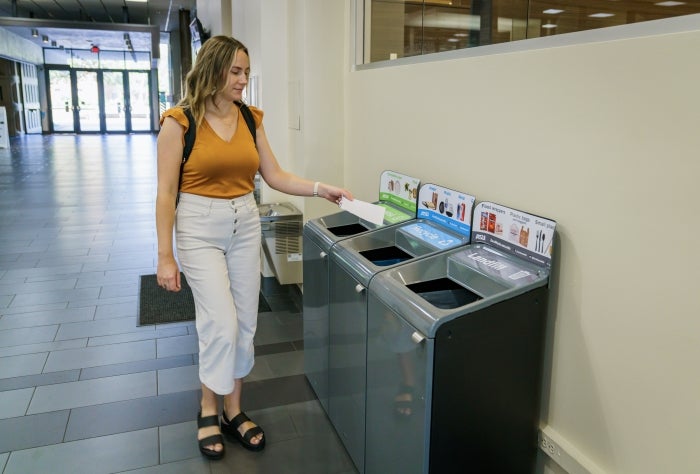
[327,183,476,472]
[365,201,557,474]
[259,202,303,285]
[303,170,420,414]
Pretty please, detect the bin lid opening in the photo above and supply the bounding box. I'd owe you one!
[327,222,370,237]
[406,278,481,309]
[359,245,413,267]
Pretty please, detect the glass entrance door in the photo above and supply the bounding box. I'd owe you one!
[127,72,151,132]
[103,71,126,132]
[76,70,100,132]
[47,67,152,133]
[48,70,74,132]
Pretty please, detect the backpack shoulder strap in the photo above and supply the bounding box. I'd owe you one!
[177,108,196,206]
[236,102,257,146]
[182,108,196,163]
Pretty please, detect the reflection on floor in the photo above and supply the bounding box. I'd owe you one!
[0,134,356,474]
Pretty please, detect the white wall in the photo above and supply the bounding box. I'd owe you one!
[232,0,346,220]
[345,16,700,474]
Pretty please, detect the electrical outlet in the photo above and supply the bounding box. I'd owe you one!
[539,426,600,474]
[540,431,561,458]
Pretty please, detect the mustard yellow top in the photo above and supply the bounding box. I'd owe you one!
[160,105,263,199]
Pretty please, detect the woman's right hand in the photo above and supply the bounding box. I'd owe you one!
[157,256,181,292]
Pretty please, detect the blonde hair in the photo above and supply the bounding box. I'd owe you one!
[177,35,249,128]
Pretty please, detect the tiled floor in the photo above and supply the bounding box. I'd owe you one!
[0,134,357,474]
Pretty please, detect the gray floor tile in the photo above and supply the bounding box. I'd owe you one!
[0,368,80,392]
[88,325,188,346]
[0,306,96,330]
[115,456,211,474]
[158,420,200,464]
[99,283,139,299]
[0,294,13,308]
[3,427,160,474]
[0,388,34,419]
[10,287,101,307]
[0,410,70,452]
[0,278,78,295]
[262,350,305,378]
[55,316,150,341]
[27,371,157,414]
[0,325,59,348]
[156,333,198,358]
[69,294,138,309]
[0,302,70,317]
[80,354,194,381]
[157,364,200,395]
[43,339,155,372]
[0,352,48,379]
[65,390,199,441]
[94,300,138,319]
[0,338,87,358]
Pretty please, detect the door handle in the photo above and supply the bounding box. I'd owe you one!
[355,284,365,294]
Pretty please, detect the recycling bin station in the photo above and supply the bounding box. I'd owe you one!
[259,202,303,285]
[364,201,557,473]
[303,170,420,413]
[327,183,476,472]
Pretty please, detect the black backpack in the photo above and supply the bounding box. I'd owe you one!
[177,101,257,203]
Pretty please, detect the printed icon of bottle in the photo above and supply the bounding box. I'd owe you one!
[480,212,488,230]
[487,213,496,233]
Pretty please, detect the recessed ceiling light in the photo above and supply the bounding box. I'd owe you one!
[542,23,557,29]
[454,33,468,37]
[655,1,686,5]
[543,9,564,14]
[447,38,459,42]
[589,12,615,18]
[126,0,148,3]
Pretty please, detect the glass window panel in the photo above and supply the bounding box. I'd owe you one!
[44,48,71,66]
[100,50,126,69]
[71,49,99,68]
[126,52,151,70]
[367,0,700,64]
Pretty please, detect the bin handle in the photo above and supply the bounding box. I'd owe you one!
[411,331,425,344]
[355,284,365,294]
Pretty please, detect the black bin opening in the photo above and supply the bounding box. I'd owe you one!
[327,223,370,237]
[406,278,481,309]
[360,246,413,267]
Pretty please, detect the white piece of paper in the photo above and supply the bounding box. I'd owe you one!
[339,197,385,225]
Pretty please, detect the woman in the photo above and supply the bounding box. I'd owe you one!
[156,35,352,460]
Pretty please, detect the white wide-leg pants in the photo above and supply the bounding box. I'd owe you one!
[175,192,261,395]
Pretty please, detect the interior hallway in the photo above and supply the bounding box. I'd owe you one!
[0,134,356,474]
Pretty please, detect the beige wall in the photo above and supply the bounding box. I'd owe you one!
[345,16,700,474]
[233,2,700,471]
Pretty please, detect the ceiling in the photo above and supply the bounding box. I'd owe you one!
[0,0,197,54]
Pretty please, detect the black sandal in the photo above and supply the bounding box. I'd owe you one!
[197,411,225,460]
[222,411,266,451]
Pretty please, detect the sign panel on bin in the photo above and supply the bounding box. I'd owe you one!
[378,170,420,214]
[417,183,475,239]
[470,202,556,269]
